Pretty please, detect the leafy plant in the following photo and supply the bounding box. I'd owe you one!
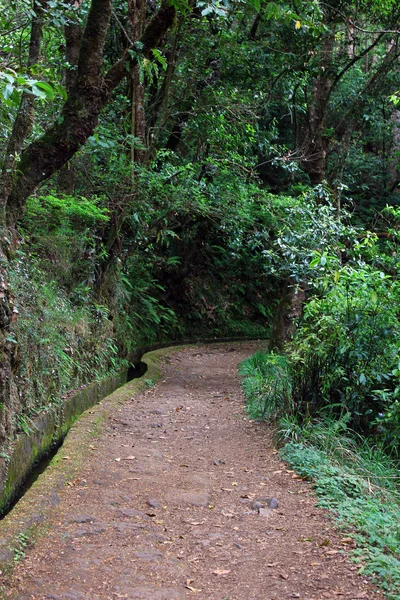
[239,351,293,420]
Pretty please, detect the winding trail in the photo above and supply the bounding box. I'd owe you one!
[2,343,381,600]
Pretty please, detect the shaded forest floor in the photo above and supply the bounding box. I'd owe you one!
[1,343,382,600]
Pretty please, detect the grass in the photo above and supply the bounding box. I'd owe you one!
[280,438,400,599]
[239,355,400,600]
[238,351,293,420]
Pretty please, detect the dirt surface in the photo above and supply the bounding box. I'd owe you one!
[1,343,382,600]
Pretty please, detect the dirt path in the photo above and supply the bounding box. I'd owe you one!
[2,343,381,600]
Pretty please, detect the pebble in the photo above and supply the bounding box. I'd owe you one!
[147,498,162,508]
[69,515,97,524]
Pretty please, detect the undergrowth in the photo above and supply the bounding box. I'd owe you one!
[240,357,400,599]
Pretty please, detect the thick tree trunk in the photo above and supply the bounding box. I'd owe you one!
[58,9,83,193]
[5,0,176,226]
[0,0,47,225]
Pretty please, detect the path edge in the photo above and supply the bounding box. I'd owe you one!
[0,345,185,581]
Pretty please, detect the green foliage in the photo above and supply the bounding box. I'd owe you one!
[0,71,64,106]
[26,194,109,226]
[239,351,292,420]
[21,194,109,287]
[291,265,400,433]
[280,432,400,599]
[8,252,125,428]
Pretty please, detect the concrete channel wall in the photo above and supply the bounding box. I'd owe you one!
[0,367,129,516]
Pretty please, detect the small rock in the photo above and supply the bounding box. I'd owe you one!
[70,515,97,524]
[266,497,279,509]
[259,507,273,517]
[147,499,162,509]
[73,526,105,537]
[133,549,164,561]
[116,508,150,520]
[253,497,279,510]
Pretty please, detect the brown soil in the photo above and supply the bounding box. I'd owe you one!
[1,343,382,600]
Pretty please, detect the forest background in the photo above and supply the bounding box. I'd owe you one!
[1,0,400,591]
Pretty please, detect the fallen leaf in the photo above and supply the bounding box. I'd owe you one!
[326,549,339,555]
[185,585,201,593]
[212,569,231,576]
[319,538,330,547]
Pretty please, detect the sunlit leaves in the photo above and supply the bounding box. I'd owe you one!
[0,70,66,106]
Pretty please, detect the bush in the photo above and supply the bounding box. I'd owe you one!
[290,265,400,435]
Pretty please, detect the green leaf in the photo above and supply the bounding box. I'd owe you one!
[31,84,47,99]
[34,81,55,100]
[3,83,14,100]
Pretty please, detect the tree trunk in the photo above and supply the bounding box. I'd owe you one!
[58,8,83,193]
[269,284,306,352]
[0,0,47,225]
[388,108,400,193]
[128,0,147,168]
[4,0,176,227]
[300,32,335,184]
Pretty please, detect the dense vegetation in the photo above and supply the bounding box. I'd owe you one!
[1,0,400,588]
